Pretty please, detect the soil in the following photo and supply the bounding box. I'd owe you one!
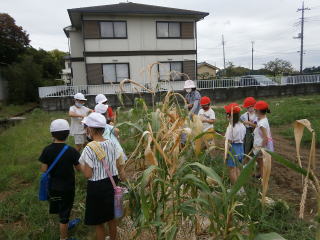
[269,127,319,219]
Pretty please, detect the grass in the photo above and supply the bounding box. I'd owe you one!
[0,103,38,119]
[0,94,319,239]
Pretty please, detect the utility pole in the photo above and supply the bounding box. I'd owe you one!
[251,41,254,72]
[222,34,226,75]
[294,1,310,74]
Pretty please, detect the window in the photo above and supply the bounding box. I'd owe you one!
[157,22,181,38]
[100,21,127,38]
[159,62,183,81]
[103,63,129,83]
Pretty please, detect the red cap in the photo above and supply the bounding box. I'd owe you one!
[224,103,241,114]
[254,100,269,110]
[243,97,256,108]
[200,96,211,105]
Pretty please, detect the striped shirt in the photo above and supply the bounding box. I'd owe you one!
[79,140,120,181]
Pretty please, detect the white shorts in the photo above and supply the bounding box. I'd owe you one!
[74,134,86,145]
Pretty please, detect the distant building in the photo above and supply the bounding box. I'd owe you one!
[197,61,219,79]
[59,55,72,85]
[64,2,209,89]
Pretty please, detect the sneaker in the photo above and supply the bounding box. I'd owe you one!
[68,218,81,230]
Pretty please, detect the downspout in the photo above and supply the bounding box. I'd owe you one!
[81,13,89,89]
[195,20,198,81]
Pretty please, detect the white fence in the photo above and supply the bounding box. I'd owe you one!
[38,74,320,98]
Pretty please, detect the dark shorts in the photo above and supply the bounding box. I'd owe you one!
[49,189,75,224]
[227,143,244,167]
[85,176,119,226]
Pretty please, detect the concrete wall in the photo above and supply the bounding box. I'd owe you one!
[40,83,320,111]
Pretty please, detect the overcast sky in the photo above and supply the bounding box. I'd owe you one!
[2,0,320,70]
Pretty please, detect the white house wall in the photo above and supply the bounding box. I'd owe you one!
[83,16,196,52]
[69,31,84,58]
[72,62,86,85]
[86,54,196,86]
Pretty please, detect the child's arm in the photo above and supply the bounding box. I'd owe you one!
[74,164,81,172]
[203,119,216,124]
[40,164,48,172]
[69,110,84,118]
[260,127,268,147]
[81,163,93,179]
[116,156,127,182]
[244,121,256,128]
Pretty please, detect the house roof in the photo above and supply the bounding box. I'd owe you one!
[197,62,219,70]
[68,2,209,27]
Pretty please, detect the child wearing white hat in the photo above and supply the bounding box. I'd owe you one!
[184,80,201,115]
[39,119,81,240]
[95,94,116,124]
[79,112,125,240]
[94,103,127,164]
[69,93,92,151]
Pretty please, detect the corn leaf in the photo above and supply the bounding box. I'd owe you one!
[254,232,286,240]
[228,155,257,199]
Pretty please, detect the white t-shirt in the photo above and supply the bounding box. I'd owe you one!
[198,108,216,132]
[240,112,257,128]
[253,117,272,147]
[69,105,90,135]
[225,122,246,143]
[79,140,120,181]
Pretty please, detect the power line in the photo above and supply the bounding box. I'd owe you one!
[293,1,311,74]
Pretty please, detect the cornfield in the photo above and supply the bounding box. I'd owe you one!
[114,68,318,239]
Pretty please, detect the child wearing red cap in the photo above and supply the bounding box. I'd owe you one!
[240,97,258,155]
[253,100,273,178]
[224,103,246,184]
[199,96,216,132]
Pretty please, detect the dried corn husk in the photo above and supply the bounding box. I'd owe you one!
[261,149,272,206]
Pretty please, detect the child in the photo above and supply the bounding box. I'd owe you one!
[79,113,126,240]
[95,94,115,124]
[95,103,128,164]
[39,119,81,240]
[253,100,273,177]
[224,103,246,184]
[240,97,258,155]
[198,96,216,146]
[69,93,92,151]
[184,80,201,115]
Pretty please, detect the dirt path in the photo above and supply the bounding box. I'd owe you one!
[269,128,319,218]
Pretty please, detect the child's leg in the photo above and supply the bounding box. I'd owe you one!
[96,223,106,240]
[229,167,237,184]
[59,223,68,240]
[108,219,117,240]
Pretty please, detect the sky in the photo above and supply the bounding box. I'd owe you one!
[2,0,320,70]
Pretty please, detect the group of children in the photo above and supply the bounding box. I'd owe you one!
[40,83,273,239]
[39,93,125,240]
[184,80,273,186]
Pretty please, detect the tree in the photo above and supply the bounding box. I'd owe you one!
[263,58,294,76]
[0,13,30,65]
[197,72,214,80]
[224,61,250,77]
[49,49,67,69]
[3,55,42,103]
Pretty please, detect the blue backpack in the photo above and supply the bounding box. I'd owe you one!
[39,145,69,201]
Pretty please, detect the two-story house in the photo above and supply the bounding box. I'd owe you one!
[63,2,208,93]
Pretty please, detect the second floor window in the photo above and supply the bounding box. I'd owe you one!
[100,21,127,38]
[157,22,181,38]
[159,62,183,81]
[103,63,129,83]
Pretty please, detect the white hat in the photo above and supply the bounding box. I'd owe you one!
[94,103,109,114]
[184,80,196,89]
[50,119,70,132]
[74,93,87,101]
[82,112,106,128]
[95,94,108,104]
